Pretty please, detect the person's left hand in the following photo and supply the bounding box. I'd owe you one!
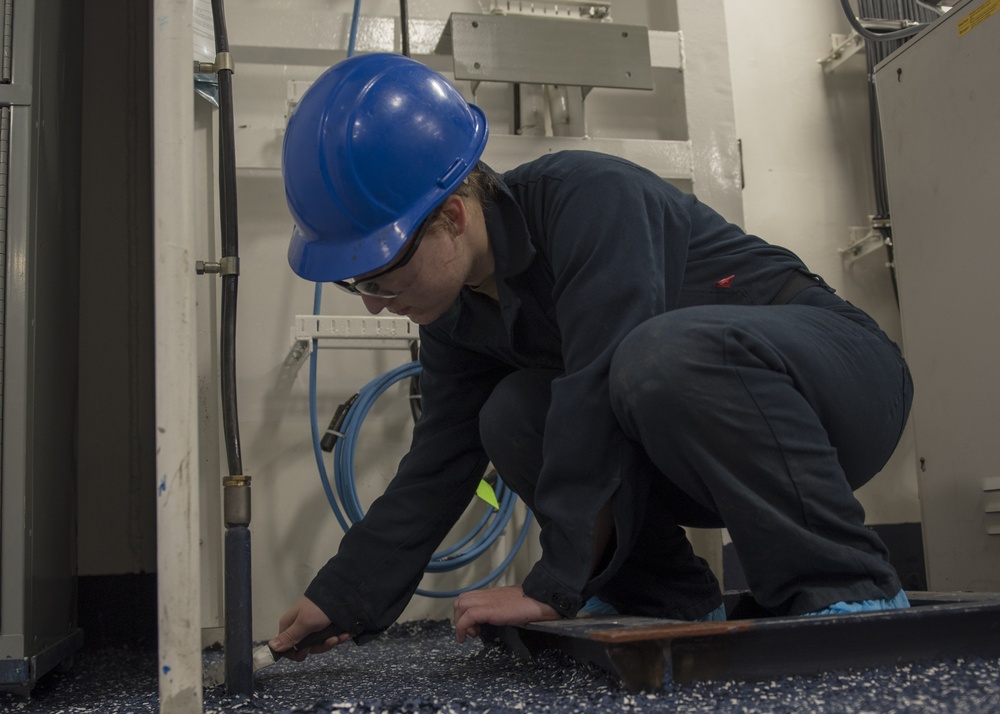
[453,585,561,643]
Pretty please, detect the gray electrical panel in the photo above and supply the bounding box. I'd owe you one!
[874,0,1000,591]
[0,0,84,694]
[437,13,653,92]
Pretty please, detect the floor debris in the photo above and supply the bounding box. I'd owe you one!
[3,619,1000,713]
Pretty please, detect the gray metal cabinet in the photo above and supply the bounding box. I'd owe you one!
[875,0,1000,592]
[0,0,84,694]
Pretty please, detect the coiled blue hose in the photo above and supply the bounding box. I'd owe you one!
[309,359,532,598]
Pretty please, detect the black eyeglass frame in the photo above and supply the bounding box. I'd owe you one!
[332,219,431,298]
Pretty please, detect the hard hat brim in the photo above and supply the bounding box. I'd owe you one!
[283,54,489,283]
[287,103,488,283]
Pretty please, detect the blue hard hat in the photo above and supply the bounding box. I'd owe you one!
[283,53,489,282]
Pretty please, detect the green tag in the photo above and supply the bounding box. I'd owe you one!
[476,479,500,510]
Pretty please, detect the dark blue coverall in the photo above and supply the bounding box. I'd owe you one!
[304,151,913,641]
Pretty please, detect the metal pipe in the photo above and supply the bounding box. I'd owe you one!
[399,0,411,57]
[211,0,242,481]
[152,0,202,710]
[546,84,586,137]
[518,84,545,136]
[224,476,252,527]
[207,0,253,695]
[547,84,571,136]
[224,524,253,694]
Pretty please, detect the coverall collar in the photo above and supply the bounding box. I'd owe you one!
[479,163,536,279]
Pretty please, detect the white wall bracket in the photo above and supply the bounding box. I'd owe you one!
[284,316,419,373]
[819,31,866,73]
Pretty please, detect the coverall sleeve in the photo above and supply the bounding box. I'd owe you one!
[304,329,510,641]
[519,158,692,616]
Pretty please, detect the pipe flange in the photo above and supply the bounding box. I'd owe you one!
[224,475,252,527]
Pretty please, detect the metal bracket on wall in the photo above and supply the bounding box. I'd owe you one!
[840,219,891,267]
[819,31,866,73]
[487,591,1000,691]
[486,1,612,20]
[294,315,418,350]
[435,12,652,97]
[282,315,420,374]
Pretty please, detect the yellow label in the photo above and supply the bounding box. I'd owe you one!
[958,0,1000,36]
[475,479,500,510]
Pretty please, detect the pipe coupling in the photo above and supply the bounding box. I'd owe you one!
[223,475,252,527]
[192,52,234,75]
[196,256,240,276]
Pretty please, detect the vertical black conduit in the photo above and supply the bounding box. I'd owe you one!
[208,0,253,696]
[399,0,410,57]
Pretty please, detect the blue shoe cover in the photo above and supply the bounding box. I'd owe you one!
[579,597,727,621]
[805,589,910,616]
[697,603,727,622]
[579,595,619,615]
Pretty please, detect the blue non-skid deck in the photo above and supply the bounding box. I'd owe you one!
[3,605,1000,713]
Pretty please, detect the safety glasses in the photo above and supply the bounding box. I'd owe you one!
[332,219,431,298]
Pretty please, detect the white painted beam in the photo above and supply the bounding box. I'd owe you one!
[152,0,203,710]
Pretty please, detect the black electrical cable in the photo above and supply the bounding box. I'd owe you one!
[211,0,243,478]
[400,0,410,57]
[513,83,521,134]
[210,0,252,697]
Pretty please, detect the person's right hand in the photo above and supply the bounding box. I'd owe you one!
[268,595,351,662]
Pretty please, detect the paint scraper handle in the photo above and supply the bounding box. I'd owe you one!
[252,623,347,672]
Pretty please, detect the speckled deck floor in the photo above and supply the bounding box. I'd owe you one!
[4,620,1000,713]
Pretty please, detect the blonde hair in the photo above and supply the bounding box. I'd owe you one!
[423,165,496,235]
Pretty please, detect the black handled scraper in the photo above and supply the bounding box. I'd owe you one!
[252,624,346,673]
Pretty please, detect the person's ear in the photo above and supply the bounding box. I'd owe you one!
[441,194,468,236]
